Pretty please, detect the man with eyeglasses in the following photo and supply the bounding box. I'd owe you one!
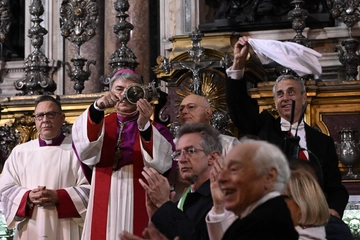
[0,95,90,240]
[225,36,350,240]
[218,139,299,240]
[178,94,239,156]
[120,122,222,240]
[169,94,240,206]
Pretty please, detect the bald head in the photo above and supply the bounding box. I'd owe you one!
[178,94,212,125]
[228,139,290,192]
[182,94,210,108]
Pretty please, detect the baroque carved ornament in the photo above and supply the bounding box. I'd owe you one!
[60,0,99,49]
[60,0,99,93]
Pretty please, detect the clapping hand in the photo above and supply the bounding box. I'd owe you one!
[210,157,225,214]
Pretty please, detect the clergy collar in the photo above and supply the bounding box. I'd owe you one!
[38,133,66,147]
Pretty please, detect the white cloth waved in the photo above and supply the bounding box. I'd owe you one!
[248,38,322,78]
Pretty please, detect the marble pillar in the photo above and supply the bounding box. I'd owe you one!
[128,0,150,84]
[103,0,118,76]
[103,0,150,84]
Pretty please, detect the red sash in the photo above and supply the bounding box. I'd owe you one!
[90,113,147,239]
[133,131,147,236]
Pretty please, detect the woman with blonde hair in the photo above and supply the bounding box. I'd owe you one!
[283,167,330,240]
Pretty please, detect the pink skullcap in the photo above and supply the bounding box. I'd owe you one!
[114,68,139,77]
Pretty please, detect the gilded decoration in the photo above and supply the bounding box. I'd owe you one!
[12,113,37,143]
[171,69,227,114]
[154,31,266,135]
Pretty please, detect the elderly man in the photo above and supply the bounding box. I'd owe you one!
[225,36,348,220]
[71,69,175,240]
[0,95,90,240]
[120,122,222,240]
[219,139,298,239]
[178,94,239,155]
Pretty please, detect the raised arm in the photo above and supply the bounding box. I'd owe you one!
[226,37,261,137]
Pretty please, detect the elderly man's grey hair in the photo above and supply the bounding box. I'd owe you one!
[240,138,290,192]
[176,122,222,156]
[272,74,306,96]
[109,72,142,90]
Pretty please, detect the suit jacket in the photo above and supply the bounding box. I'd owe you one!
[222,196,298,240]
[225,77,349,217]
[152,179,213,240]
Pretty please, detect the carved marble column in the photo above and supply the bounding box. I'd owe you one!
[127,0,150,83]
[103,0,118,76]
[103,0,150,84]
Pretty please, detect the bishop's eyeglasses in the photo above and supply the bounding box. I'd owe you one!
[34,111,62,121]
[171,146,205,161]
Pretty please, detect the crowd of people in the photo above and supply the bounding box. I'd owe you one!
[0,36,353,240]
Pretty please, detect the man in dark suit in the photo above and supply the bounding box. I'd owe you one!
[219,139,298,240]
[120,122,222,240]
[225,36,349,238]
